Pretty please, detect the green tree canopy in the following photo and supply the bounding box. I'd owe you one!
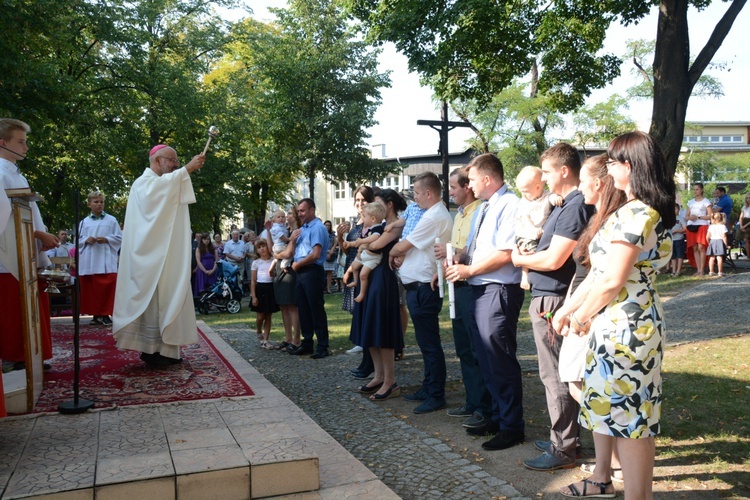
[346,0,747,175]
[248,0,397,198]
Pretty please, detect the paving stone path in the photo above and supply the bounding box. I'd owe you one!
[216,271,750,499]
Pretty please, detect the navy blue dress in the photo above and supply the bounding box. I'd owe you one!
[350,240,404,350]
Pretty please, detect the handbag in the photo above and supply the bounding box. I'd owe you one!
[686,224,700,232]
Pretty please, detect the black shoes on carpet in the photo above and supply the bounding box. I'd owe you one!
[90,316,112,326]
[140,352,182,368]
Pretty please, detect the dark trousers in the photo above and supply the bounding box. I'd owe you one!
[469,283,525,432]
[452,284,492,416]
[296,265,329,351]
[529,295,580,461]
[405,283,445,400]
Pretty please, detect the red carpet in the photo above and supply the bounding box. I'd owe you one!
[32,324,253,413]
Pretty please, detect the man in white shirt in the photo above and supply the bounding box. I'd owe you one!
[46,229,74,260]
[390,172,452,414]
[112,144,205,367]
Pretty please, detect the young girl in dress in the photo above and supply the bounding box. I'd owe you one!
[250,239,280,349]
[707,212,728,276]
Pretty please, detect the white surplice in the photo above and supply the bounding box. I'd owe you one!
[112,167,198,358]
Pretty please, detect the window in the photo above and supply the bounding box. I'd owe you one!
[334,182,347,199]
[381,176,399,190]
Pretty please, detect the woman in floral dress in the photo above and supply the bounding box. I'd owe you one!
[557,131,675,499]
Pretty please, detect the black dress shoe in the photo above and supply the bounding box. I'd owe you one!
[159,353,183,365]
[310,350,329,359]
[481,430,525,451]
[465,420,499,436]
[351,370,374,379]
[140,352,171,367]
[290,345,314,356]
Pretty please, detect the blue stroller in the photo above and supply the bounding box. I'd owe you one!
[197,261,243,314]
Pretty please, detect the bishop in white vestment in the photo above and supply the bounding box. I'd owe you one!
[113,144,206,366]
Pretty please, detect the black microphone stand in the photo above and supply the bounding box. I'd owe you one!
[58,188,93,414]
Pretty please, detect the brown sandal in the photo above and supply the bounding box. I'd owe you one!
[562,479,615,498]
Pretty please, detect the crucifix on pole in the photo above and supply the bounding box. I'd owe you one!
[417,101,473,205]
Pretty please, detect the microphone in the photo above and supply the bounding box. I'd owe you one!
[0,143,27,160]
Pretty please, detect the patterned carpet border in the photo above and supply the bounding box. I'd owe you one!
[31,324,254,413]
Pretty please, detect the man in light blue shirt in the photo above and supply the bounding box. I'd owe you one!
[223,230,246,268]
[445,153,525,453]
[290,198,330,358]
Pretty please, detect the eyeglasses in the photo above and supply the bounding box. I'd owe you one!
[605,159,618,167]
[159,156,180,165]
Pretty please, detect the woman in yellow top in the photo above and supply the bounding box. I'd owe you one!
[554,131,675,499]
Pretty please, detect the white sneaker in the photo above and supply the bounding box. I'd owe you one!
[346,345,363,354]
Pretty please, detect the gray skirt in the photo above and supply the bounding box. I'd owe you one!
[273,261,297,305]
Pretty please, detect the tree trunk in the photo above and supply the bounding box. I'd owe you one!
[650,0,747,176]
[307,163,315,200]
[649,0,692,177]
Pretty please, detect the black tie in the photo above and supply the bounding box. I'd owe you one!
[466,202,489,265]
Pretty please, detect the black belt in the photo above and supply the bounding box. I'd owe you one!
[402,281,431,291]
[453,281,469,288]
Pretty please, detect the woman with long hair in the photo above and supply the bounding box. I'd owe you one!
[194,233,218,297]
[353,188,407,400]
[553,155,627,482]
[557,132,675,499]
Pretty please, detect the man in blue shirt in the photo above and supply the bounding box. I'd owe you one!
[290,198,330,358]
[445,154,525,452]
[713,187,733,227]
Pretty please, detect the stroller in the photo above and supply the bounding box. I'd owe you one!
[197,261,243,314]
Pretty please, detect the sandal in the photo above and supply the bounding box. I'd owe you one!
[359,381,383,394]
[580,464,624,483]
[370,384,401,401]
[276,341,290,351]
[562,479,615,498]
[283,343,299,353]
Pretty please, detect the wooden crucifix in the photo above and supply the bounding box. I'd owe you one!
[417,101,473,205]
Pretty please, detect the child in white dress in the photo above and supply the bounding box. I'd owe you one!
[706,212,728,276]
[342,202,386,303]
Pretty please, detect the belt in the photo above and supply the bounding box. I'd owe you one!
[402,281,431,291]
[453,281,469,288]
